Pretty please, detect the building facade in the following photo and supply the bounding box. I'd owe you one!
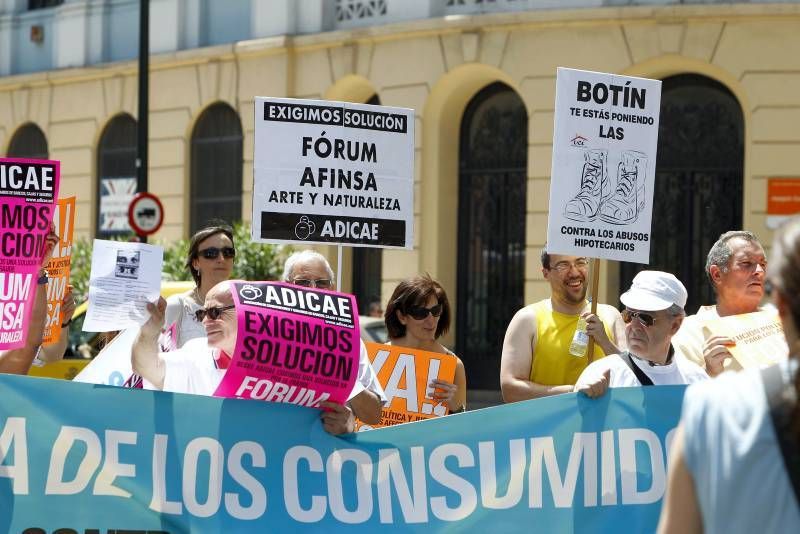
[2,0,798,389]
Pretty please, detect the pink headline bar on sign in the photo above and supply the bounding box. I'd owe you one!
[214,281,359,407]
[0,158,61,350]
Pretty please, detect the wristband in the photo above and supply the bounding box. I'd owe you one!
[37,272,49,285]
[61,318,72,328]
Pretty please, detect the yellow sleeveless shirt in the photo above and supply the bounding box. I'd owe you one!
[529,299,611,386]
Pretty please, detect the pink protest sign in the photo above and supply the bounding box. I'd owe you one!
[0,158,60,349]
[214,281,359,407]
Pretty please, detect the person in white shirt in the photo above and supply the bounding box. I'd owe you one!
[281,250,386,425]
[575,271,708,397]
[672,230,769,376]
[132,279,386,434]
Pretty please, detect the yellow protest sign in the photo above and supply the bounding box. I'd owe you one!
[357,342,458,431]
[703,310,788,370]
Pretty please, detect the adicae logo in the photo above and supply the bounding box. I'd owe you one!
[294,216,315,240]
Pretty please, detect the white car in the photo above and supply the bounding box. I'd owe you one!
[359,316,388,344]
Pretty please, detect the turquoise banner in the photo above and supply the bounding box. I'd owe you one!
[0,374,684,532]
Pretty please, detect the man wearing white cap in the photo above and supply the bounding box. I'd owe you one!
[574,271,708,397]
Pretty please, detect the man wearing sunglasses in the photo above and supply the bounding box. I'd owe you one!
[672,231,770,377]
[574,271,708,398]
[501,248,626,402]
[133,276,384,435]
[282,250,387,432]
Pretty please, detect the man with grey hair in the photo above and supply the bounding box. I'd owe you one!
[282,249,334,289]
[282,249,387,431]
[575,271,707,397]
[672,230,768,376]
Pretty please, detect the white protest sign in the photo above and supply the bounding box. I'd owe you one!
[252,97,415,248]
[83,239,163,332]
[73,326,139,386]
[546,68,662,264]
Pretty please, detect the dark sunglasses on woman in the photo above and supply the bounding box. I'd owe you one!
[407,303,443,320]
[198,246,236,260]
[622,309,657,327]
[194,304,236,322]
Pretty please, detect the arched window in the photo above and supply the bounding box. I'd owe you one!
[190,103,243,232]
[96,114,137,236]
[619,74,744,314]
[457,82,528,389]
[6,123,48,159]
[351,94,384,315]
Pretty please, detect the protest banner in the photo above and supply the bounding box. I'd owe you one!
[546,68,662,264]
[356,342,457,430]
[251,97,415,249]
[42,196,76,345]
[83,240,163,332]
[0,157,61,349]
[703,310,788,370]
[214,281,360,406]
[0,373,683,532]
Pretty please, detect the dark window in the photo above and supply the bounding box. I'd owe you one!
[96,114,137,237]
[619,74,744,314]
[190,103,243,232]
[6,123,48,159]
[456,82,528,390]
[28,0,63,10]
[352,94,383,314]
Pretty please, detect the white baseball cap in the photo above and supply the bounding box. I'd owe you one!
[620,271,687,311]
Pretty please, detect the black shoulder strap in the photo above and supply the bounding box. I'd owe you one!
[621,351,654,386]
[763,364,800,509]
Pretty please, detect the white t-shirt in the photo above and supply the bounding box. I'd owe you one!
[164,290,206,348]
[162,338,387,405]
[575,348,708,389]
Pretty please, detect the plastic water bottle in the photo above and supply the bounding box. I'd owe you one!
[569,316,589,357]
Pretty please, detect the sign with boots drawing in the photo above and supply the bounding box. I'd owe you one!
[546,68,662,264]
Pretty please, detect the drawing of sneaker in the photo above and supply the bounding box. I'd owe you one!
[563,149,609,222]
[600,150,648,225]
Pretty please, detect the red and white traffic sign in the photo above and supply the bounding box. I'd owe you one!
[128,192,164,236]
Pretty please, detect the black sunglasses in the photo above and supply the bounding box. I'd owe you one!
[407,303,443,320]
[622,309,657,327]
[194,304,236,322]
[198,247,236,260]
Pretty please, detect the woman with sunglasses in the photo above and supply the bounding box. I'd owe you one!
[385,274,467,414]
[164,225,236,348]
[659,217,800,533]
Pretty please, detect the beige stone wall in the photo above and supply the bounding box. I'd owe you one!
[2,4,800,345]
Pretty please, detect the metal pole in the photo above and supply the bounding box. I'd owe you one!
[136,0,149,242]
[336,245,343,291]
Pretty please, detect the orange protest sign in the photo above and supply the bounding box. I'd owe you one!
[43,197,76,345]
[767,178,800,215]
[357,342,458,430]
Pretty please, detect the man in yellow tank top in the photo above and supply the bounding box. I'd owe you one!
[500,247,626,401]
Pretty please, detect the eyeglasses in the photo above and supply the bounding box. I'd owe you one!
[198,247,236,260]
[292,278,333,289]
[407,303,443,320]
[550,258,589,273]
[194,304,236,322]
[622,309,657,327]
